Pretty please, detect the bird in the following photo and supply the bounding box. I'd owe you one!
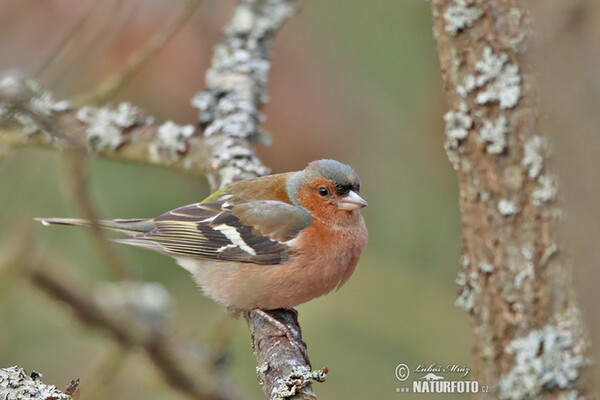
[37,159,368,312]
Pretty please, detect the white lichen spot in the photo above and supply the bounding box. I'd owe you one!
[191,91,216,123]
[448,46,462,72]
[479,262,494,273]
[498,325,588,399]
[113,102,142,128]
[522,135,547,178]
[432,25,440,41]
[457,47,522,108]
[28,92,55,117]
[480,115,509,154]
[533,175,558,206]
[52,100,71,112]
[158,121,195,159]
[514,261,534,289]
[558,391,584,400]
[540,243,558,267]
[479,190,491,202]
[229,4,256,35]
[457,74,477,97]
[508,8,529,53]
[498,199,517,216]
[444,0,483,36]
[455,258,480,312]
[444,109,472,140]
[521,246,534,261]
[474,47,522,108]
[14,113,38,135]
[443,107,472,170]
[77,107,124,150]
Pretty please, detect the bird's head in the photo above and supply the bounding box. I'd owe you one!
[287,159,367,224]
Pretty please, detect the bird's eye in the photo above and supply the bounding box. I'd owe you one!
[318,187,329,196]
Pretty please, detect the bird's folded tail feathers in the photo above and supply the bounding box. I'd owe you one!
[35,217,154,236]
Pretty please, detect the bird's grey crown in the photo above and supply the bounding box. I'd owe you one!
[286,159,361,206]
[310,159,360,195]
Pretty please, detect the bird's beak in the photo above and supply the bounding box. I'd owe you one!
[337,190,368,210]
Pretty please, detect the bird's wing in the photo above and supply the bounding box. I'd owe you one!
[115,199,311,265]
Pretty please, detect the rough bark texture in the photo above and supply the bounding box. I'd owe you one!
[430,1,592,398]
[247,310,326,400]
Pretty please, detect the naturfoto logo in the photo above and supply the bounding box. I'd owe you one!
[395,362,489,394]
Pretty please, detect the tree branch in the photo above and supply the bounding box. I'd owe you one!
[429,0,593,398]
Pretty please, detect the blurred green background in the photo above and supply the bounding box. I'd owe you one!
[1,1,598,399]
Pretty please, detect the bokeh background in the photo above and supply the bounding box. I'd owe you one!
[0,1,598,399]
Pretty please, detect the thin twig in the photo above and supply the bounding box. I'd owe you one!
[35,1,103,81]
[45,0,141,92]
[81,0,205,105]
[66,151,131,279]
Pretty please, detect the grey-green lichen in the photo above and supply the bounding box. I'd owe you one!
[522,135,547,179]
[256,362,270,385]
[157,120,195,160]
[271,365,327,400]
[480,115,509,154]
[498,199,517,216]
[0,366,71,400]
[507,7,530,53]
[76,102,151,151]
[192,0,295,145]
[0,75,71,136]
[206,136,271,189]
[455,256,479,312]
[443,106,472,170]
[479,262,494,274]
[457,47,521,109]
[498,324,588,400]
[475,47,521,108]
[443,0,483,36]
[558,391,585,400]
[532,175,558,206]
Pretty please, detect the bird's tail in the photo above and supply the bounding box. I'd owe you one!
[35,217,154,236]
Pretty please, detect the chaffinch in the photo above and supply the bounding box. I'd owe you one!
[37,159,368,311]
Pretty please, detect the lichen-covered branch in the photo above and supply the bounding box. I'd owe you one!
[429,0,593,398]
[190,0,298,189]
[0,366,75,400]
[0,75,220,177]
[247,310,326,400]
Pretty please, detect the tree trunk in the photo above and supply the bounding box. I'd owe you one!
[429,1,592,398]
